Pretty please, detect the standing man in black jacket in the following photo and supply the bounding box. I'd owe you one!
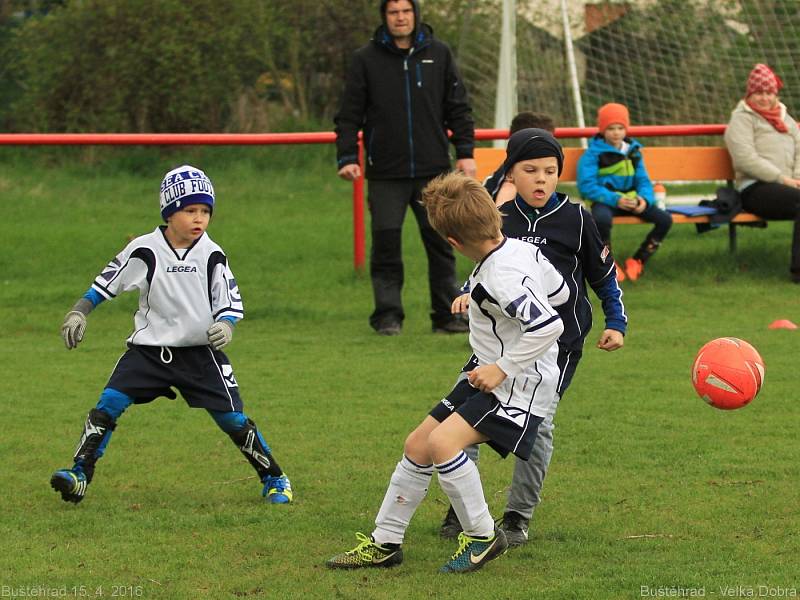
[335,0,476,336]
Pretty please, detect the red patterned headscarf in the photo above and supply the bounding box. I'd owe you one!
[745,64,787,133]
[746,63,783,96]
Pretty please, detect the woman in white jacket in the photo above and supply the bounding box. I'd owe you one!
[724,63,800,282]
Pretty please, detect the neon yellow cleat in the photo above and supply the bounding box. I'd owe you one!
[326,532,403,569]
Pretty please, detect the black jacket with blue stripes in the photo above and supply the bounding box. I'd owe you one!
[334,23,474,180]
[499,193,627,353]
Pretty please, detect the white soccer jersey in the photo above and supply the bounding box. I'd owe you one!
[91,227,243,347]
[468,237,567,418]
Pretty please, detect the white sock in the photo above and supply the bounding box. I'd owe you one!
[435,451,494,538]
[372,455,433,545]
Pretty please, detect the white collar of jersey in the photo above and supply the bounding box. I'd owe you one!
[473,236,508,277]
[158,225,205,260]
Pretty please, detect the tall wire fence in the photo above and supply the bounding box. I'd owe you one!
[438,0,799,144]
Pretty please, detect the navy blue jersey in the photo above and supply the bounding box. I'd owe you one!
[499,193,627,352]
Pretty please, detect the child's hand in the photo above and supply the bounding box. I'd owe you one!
[207,320,234,350]
[596,329,624,351]
[494,180,517,206]
[467,364,507,392]
[617,196,639,212]
[451,293,470,314]
[61,311,87,350]
[632,197,647,214]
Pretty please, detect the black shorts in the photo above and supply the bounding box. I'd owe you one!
[106,344,243,412]
[429,379,544,460]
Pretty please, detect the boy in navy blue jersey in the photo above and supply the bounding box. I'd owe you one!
[51,165,292,505]
[440,127,627,546]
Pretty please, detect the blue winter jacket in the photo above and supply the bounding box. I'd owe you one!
[577,135,655,208]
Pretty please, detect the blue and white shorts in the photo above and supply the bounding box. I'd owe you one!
[429,378,544,460]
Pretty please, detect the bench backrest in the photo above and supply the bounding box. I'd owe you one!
[474,146,734,183]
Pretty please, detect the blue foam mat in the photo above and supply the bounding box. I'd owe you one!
[667,204,718,216]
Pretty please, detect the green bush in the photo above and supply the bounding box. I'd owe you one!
[0,0,384,133]
[7,0,273,132]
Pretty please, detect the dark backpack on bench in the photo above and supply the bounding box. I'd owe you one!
[696,187,743,233]
[699,187,742,222]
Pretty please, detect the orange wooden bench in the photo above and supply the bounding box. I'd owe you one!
[474,146,765,252]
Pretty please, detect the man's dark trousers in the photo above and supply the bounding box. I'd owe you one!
[368,177,459,330]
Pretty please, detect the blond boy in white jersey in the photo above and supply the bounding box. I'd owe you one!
[326,172,566,574]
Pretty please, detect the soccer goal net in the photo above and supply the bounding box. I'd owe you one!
[430,0,799,141]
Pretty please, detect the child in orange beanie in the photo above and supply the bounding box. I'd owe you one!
[577,103,672,281]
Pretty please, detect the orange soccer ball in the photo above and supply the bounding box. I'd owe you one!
[691,337,765,410]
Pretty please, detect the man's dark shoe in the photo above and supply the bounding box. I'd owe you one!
[432,317,469,334]
[439,505,463,539]
[376,321,401,336]
[498,511,529,547]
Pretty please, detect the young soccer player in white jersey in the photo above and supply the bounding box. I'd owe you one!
[51,165,293,505]
[325,172,567,573]
[440,127,626,546]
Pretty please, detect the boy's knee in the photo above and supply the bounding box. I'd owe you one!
[403,429,431,464]
[209,410,248,434]
[654,207,673,225]
[426,428,457,464]
[592,208,612,222]
[97,388,133,420]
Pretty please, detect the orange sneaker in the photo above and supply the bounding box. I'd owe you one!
[614,261,626,283]
[624,258,644,281]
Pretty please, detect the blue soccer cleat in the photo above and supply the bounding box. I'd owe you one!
[439,527,508,573]
[262,474,293,504]
[50,468,89,504]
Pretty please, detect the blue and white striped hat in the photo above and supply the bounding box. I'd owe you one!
[159,165,215,221]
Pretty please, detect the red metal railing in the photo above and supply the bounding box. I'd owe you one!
[0,132,337,145]
[0,124,726,271]
[476,124,725,141]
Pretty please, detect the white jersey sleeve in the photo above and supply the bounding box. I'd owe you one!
[91,243,154,300]
[209,256,244,321]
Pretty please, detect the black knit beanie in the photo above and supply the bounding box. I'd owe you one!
[503,128,564,176]
[484,128,564,200]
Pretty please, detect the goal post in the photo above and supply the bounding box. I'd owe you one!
[430,0,799,143]
[494,0,517,147]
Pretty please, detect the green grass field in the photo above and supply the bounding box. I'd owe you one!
[1,147,798,599]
